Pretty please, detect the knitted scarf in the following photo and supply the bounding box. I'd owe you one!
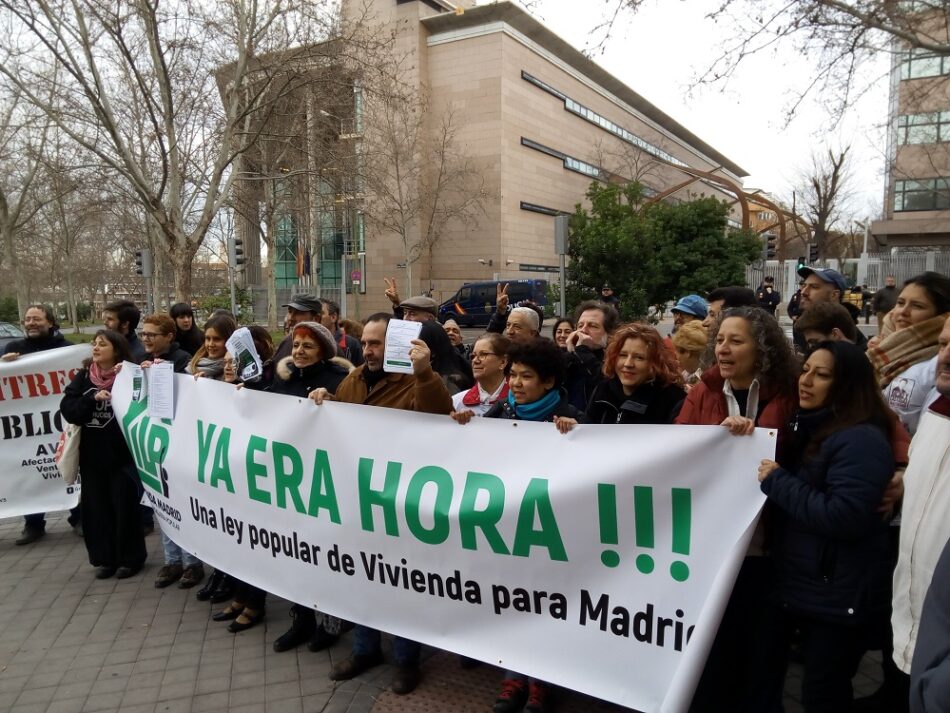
[89,362,118,391]
[868,313,947,387]
[506,388,560,422]
[194,356,226,380]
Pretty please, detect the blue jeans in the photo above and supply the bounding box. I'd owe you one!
[353,625,420,666]
[161,532,199,567]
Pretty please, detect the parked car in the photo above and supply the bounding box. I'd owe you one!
[0,321,24,350]
[438,279,548,327]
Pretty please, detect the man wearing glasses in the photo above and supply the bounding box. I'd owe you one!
[139,314,191,372]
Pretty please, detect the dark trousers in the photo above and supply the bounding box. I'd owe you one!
[234,580,267,610]
[81,465,146,569]
[25,506,81,530]
[791,615,866,713]
[690,556,785,713]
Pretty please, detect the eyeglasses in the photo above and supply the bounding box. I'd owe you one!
[140,332,165,339]
[471,351,498,360]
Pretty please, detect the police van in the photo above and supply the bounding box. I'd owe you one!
[438,279,548,327]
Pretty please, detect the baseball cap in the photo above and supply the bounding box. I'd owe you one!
[282,293,322,313]
[399,296,439,318]
[671,294,708,319]
[798,267,847,292]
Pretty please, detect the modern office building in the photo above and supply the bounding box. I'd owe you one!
[871,8,950,248]
[233,0,752,317]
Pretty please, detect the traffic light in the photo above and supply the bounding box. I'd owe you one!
[809,244,819,262]
[134,249,152,278]
[764,233,777,259]
[797,256,806,270]
[228,237,246,269]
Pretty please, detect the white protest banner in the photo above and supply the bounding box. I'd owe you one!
[0,344,87,518]
[111,368,774,713]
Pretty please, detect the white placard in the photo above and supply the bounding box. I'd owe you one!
[383,318,422,374]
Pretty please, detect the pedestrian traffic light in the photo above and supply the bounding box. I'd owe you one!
[797,256,806,270]
[228,237,246,269]
[764,233,777,259]
[809,244,819,262]
[134,248,152,278]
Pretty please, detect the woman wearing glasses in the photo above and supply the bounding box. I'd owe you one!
[450,334,510,421]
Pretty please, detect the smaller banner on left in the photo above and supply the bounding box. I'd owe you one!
[0,344,88,518]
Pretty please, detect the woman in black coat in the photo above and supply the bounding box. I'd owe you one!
[60,330,146,579]
[170,302,204,356]
[758,340,896,713]
[586,323,685,424]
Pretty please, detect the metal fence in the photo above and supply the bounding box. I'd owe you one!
[747,249,950,299]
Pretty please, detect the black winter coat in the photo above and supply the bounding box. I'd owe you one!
[175,326,204,356]
[146,341,191,373]
[565,346,606,411]
[586,377,685,425]
[761,410,894,624]
[3,331,70,355]
[59,370,135,474]
[267,357,349,399]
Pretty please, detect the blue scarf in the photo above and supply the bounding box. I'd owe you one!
[507,388,561,421]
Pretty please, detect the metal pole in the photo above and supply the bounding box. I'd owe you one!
[340,251,347,319]
[558,254,566,317]
[229,267,237,316]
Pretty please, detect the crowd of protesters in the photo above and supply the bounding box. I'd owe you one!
[3,265,950,713]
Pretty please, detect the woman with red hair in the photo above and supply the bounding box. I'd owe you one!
[586,323,686,424]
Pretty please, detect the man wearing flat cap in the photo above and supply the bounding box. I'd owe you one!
[382,277,438,322]
[274,293,326,362]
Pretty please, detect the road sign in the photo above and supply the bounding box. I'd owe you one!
[519,263,560,273]
[351,269,362,285]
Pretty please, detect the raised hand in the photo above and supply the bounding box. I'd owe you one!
[496,282,510,314]
[384,277,400,306]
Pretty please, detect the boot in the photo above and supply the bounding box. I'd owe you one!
[196,569,225,601]
[272,605,316,652]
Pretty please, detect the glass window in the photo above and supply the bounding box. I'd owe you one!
[894,178,950,211]
[901,48,949,80]
[459,287,471,301]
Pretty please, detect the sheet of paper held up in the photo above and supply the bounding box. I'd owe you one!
[226,327,263,382]
[147,361,175,420]
[383,318,423,374]
[128,363,147,402]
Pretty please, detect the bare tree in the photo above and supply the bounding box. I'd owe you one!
[605,1,949,122]
[360,84,490,295]
[0,87,53,314]
[0,0,387,301]
[795,146,855,260]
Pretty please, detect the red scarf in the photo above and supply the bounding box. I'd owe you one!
[89,362,118,391]
[461,380,509,407]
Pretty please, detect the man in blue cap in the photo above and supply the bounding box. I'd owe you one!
[671,294,708,333]
[795,266,867,352]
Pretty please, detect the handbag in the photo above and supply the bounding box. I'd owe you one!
[54,423,82,485]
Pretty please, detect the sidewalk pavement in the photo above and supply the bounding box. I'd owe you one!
[1,513,884,713]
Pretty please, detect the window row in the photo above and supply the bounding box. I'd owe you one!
[900,48,950,80]
[894,178,950,211]
[520,137,608,181]
[897,112,950,144]
[522,71,686,167]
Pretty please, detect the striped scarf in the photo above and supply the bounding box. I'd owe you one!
[868,313,947,387]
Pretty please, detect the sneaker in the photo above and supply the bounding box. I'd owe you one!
[493,678,528,713]
[390,664,421,695]
[154,563,183,588]
[328,652,384,681]
[178,564,205,589]
[273,605,316,652]
[15,527,45,546]
[525,681,549,713]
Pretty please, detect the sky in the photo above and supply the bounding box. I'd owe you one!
[511,0,892,224]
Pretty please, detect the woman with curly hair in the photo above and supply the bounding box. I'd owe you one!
[676,306,799,712]
[587,323,685,424]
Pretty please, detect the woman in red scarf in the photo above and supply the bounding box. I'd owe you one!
[60,330,146,579]
[450,333,510,422]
